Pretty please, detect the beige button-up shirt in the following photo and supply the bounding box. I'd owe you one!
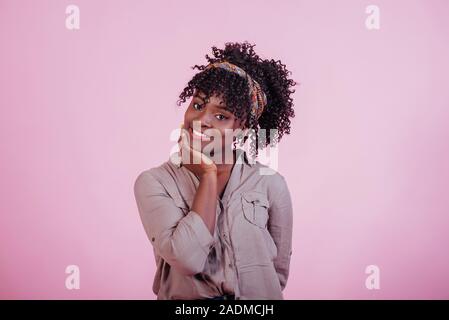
[134,148,293,300]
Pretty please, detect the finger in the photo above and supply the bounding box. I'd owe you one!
[180,136,193,163]
[180,129,190,148]
[177,123,185,144]
[201,153,214,165]
[189,144,214,166]
[178,127,189,148]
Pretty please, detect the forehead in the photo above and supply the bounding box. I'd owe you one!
[194,89,225,106]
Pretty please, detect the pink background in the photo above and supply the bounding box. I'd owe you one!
[1,0,448,299]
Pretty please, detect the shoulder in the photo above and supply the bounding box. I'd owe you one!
[133,160,176,194]
[245,160,291,207]
[248,160,289,190]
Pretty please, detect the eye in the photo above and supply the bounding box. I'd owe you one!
[192,102,203,111]
[215,114,228,121]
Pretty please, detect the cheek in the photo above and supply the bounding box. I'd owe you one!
[233,118,245,130]
[219,122,239,145]
[184,107,193,122]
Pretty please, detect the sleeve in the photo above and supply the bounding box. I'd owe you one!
[268,175,293,290]
[133,170,216,276]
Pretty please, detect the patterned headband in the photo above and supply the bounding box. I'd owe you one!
[204,61,267,120]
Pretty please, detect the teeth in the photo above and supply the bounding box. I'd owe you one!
[192,128,211,141]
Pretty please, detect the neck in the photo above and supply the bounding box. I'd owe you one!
[214,148,237,175]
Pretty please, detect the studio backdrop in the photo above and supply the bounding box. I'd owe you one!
[1,0,448,299]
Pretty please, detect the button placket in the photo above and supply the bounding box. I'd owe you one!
[216,196,237,297]
[223,198,240,297]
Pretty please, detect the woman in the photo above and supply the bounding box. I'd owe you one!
[134,42,296,300]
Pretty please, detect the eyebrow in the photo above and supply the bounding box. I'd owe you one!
[194,94,229,111]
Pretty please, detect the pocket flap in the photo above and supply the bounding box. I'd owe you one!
[242,192,269,208]
[241,192,269,228]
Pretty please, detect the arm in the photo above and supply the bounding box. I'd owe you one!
[134,170,216,276]
[191,172,218,235]
[178,125,218,236]
[268,175,293,290]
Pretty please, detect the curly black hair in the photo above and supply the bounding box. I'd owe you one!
[176,41,297,158]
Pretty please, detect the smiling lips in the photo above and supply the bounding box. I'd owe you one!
[191,127,212,141]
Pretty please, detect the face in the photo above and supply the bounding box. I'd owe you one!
[183,89,246,159]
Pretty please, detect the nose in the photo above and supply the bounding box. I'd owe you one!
[194,110,213,129]
[191,120,211,134]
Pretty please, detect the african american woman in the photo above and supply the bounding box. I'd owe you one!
[134,41,297,300]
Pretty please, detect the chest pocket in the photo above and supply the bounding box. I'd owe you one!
[241,191,270,229]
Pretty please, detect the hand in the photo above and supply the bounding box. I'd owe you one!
[178,124,217,178]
